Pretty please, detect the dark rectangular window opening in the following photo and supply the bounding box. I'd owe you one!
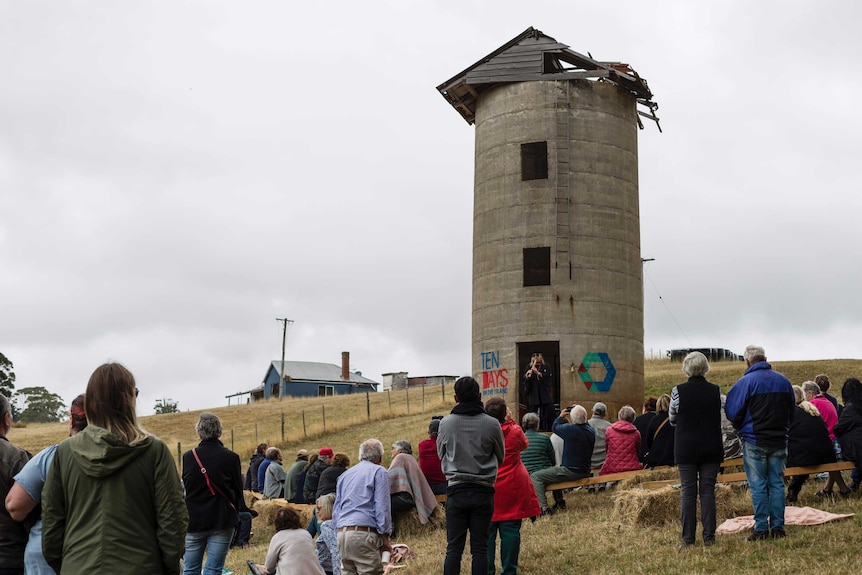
[523,247,551,286]
[318,385,334,397]
[521,141,548,181]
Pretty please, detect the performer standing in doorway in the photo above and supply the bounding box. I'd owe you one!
[522,351,554,430]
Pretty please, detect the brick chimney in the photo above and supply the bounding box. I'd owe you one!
[342,351,350,381]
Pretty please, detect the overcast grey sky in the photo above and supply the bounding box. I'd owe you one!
[2,0,860,412]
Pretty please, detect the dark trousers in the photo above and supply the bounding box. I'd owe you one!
[487,519,522,575]
[444,484,495,575]
[233,511,252,546]
[678,461,720,544]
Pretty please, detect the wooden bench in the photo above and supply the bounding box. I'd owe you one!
[433,459,748,501]
[640,461,856,490]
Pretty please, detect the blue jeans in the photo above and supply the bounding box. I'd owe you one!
[444,484,495,575]
[742,442,787,533]
[183,528,234,575]
[678,461,720,543]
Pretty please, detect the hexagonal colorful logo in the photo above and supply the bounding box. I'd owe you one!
[577,352,616,392]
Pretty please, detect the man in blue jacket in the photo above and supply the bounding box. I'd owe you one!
[725,345,794,541]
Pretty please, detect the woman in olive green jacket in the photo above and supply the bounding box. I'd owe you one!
[42,363,188,575]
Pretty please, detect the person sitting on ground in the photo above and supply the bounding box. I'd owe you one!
[314,494,341,575]
[815,374,842,417]
[531,405,595,516]
[388,440,438,524]
[418,418,447,496]
[484,397,540,575]
[246,443,268,492]
[285,449,309,502]
[588,403,612,471]
[263,447,287,500]
[600,405,642,475]
[633,397,657,462]
[835,377,862,492]
[644,394,675,468]
[304,448,333,503]
[6,394,86,575]
[258,508,325,575]
[720,394,743,459]
[787,386,840,501]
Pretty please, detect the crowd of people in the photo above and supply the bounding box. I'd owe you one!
[4,352,862,574]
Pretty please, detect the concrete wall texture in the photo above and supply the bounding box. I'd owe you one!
[472,79,644,419]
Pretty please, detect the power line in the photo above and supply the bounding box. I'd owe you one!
[643,264,691,345]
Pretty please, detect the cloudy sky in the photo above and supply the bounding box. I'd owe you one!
[2,0,860,412]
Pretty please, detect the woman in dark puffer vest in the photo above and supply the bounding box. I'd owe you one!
[668,352,723,547]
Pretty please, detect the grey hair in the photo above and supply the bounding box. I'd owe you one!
[802,381,821,398]
[0,394,10,427]
[743,345,767,364]
[392,439,413,455]
[316,493,336,520]
[522,412,540,430]
[195,412,222,440]
[618,405,636,422]
[571,405,588,424]
[359,438,384,463]
[682,351,710,377]
[265,447,282,460]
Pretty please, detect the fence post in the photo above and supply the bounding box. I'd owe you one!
[322,405,326,432]
[422,384,425,412]
[255,422,258,443]
[302,411,307,438]
[366,392,371,420]
[177,442,181,466]
[281,411,285,442]
[230,429,234,452]
[387,390,391,414]
[441,380,445,402]
[406,384,410,415]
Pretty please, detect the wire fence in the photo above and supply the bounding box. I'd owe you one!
[171,384,452,465]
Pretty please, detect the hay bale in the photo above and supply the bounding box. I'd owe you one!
[252,499,315,527]
[612,484,736,526]
[617,468,681,490]
[392,504,446,540]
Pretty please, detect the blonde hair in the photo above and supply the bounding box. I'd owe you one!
[317,493,336,521]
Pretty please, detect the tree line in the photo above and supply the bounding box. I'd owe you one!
[0,352,179,422]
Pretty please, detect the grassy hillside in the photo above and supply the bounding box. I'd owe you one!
[11,359,862,574]
[645,358,862,399]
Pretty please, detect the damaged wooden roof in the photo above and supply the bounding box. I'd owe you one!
[436,27,660,131]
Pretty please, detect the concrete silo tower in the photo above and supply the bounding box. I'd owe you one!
[437,27,660,425]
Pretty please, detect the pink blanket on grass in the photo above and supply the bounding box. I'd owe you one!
[717,506,854,534]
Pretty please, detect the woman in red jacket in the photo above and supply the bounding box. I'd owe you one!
[484,397,541,575]
[601,406,643,475]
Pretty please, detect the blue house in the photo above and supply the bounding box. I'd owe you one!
[245,352,378,401]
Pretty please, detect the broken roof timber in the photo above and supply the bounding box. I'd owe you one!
[436,26,660,130]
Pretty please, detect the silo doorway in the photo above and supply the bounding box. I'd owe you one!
[517,341,560,431]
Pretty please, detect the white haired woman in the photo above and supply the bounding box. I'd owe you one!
[668,351,723,548]
[182,412,253,574]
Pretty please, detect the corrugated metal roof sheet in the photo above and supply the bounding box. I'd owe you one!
[267,361,379,386]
